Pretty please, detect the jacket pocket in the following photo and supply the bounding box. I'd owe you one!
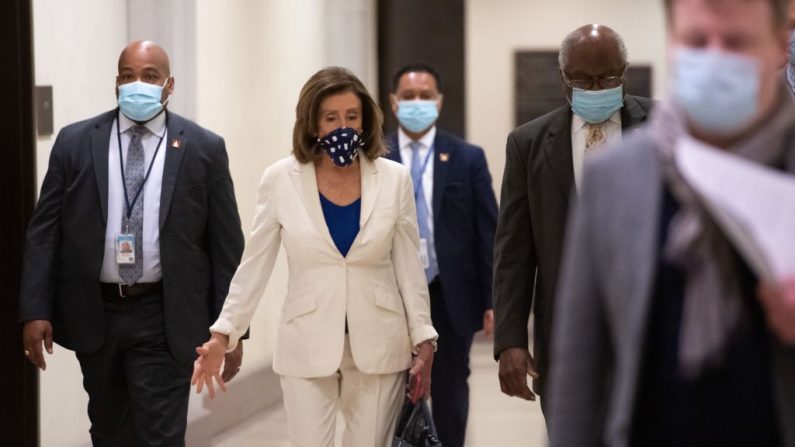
[374,286,404,314]
[283,294,317,322]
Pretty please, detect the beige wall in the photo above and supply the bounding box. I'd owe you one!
[33,1,128,445]
[466,0,667,196]
[193,0,328,375]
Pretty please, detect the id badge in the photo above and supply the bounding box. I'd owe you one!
[419,238,430,269]
[116,234,136,264]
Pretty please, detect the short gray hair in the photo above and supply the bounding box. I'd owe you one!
[558,26,628,69]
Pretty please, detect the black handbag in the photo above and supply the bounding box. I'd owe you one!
[392,399,442,446]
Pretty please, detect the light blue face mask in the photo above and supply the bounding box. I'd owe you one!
[673,48,759,136]
[571,86,624,124]
[396,100,439,133]
[118,79,170,122]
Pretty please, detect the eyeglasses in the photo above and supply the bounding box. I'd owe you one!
[562,72,625,90]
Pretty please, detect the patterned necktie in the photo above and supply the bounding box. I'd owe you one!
[119,125,147,285]
[585,123,606,151]
[410,141,438,282]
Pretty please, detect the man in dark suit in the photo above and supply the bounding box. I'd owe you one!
[385,63,498,447]
[19,41,244,446]
[492,24,653,414]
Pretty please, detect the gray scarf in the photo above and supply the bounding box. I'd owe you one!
[649,91,795,378]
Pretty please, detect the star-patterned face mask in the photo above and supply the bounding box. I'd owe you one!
[317,127,364,167]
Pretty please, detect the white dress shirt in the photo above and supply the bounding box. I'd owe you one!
[571,111,622,192]
[398,126,439,275]
[100,112,167,283]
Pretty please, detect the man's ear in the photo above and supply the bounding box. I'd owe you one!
[436,94,444,112]
[389,94,399,115]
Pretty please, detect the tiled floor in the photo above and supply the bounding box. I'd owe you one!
[212,335,547,446]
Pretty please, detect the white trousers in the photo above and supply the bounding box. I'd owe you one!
[280,337,406,447]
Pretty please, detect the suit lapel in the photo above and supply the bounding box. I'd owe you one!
[358,156,381,229]
[289,160,339,254]
[159,111,187,229]
[90,111,116,225]
[542,108,575,197]
[620,96,650,130]
[385,133,402,163]
[431,132,454,218]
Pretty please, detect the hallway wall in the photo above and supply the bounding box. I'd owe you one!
[32,2,128,445]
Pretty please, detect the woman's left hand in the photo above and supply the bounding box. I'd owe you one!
[191,332,230,398]
[408,340,435,403]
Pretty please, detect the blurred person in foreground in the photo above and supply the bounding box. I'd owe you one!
[548,0,795,446]
[191,67,438,447]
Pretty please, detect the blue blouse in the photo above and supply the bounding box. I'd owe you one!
[319,193,361,257]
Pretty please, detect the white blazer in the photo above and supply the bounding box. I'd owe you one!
[211,155,438,378]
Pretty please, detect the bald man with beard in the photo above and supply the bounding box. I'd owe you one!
[492,24,653,417]
[19,41,244,446]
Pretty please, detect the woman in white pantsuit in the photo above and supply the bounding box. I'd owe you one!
[191,67,438,446]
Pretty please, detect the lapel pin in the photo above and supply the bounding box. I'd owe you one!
[171,138,182,149]
[439,152,449,162]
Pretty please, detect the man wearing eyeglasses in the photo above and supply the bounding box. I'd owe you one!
[492,24,653,418]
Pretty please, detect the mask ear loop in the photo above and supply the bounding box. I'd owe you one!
[161,77,173,108]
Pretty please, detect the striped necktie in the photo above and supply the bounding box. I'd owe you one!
[119,125,147,285]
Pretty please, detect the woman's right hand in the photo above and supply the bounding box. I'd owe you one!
[191,332,230,398]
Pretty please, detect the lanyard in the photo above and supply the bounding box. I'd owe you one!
[116,111,167,223]
[412,143,434,200]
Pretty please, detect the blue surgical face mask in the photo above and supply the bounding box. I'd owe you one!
[673,48,759,136]
[396,100,439,133]
[571,86,624,124]
[118,78,170,122]
[317,127,363,168]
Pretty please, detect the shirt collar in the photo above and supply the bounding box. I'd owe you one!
[572,110,621,133]
[118,109,167,136]
[398,125,437,151]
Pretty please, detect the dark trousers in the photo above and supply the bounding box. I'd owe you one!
[429,279,474,447]
[76,292,192,447]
